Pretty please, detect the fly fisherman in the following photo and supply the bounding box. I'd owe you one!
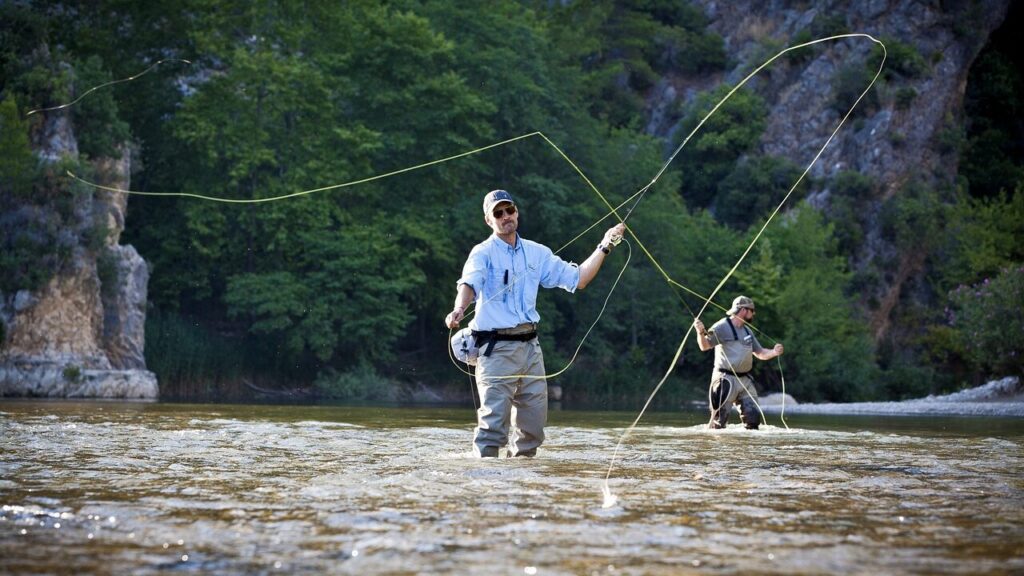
[693,295,784,429]
[445,190,626,457]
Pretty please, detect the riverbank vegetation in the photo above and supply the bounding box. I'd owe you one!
[1,1,1021,405]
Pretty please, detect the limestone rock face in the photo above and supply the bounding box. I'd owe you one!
[0,111,158,399]
[102,244,150,370]
[645,0,1011,342]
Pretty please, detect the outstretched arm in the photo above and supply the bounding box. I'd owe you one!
[577,223,626,290]
[445,284,476,328]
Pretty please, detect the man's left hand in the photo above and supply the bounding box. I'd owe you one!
[774,343,784,357]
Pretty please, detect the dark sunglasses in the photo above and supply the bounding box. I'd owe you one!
[744,307,756,314]
[492,205,517,218]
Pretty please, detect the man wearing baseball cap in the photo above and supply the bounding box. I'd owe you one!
[692,295,784,429]
[445,189,626,457]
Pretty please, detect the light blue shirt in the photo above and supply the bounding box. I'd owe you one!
[458,233,580,331]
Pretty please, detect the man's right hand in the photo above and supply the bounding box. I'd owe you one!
[445,307,464,329]
[693,318,705,334]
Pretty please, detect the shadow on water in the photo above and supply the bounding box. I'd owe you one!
[2,399,1023,574]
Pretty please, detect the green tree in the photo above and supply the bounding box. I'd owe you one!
[825,170,876,256]
[738,204,876,402]
[72,55,130,159]
[676,85,767,209]
[962,49,1023,198]
[714,155,806,229]
[0,97,35,197]
[542,0,725,128]
[940,185,1024,288]
[948,266,1024,377]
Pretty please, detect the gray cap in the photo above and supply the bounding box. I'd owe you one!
[727,295,755,315]
[483,189,515,214]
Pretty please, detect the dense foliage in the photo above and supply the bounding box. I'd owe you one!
[1,1,1021,405]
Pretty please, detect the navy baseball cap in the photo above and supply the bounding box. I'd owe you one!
[483,189,515,214]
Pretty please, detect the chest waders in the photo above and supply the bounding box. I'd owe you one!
[709,320,761,430]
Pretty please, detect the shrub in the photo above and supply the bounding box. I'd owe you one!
[144,308,244,394]
[831,61,878,114]
[948,266,1024,377]
[937,113,966,154]
[895,87,917,109]
[62,364,82,383]
[869,38,928,80]
[314,364,396,401]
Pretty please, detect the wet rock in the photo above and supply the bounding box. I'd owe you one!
[0,361,157,399]
[758,392,798,406]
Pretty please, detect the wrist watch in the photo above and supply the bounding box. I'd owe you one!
[597,242,610,255]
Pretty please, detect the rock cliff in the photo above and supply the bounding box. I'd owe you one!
[0,111,157,399]
[644,0,1010,342]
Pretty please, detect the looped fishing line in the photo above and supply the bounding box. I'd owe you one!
[55,34,879,503]
[600,33,886,509]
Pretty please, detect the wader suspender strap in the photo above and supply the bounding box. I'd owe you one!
[726,318,738,341]
[724,319,752,343]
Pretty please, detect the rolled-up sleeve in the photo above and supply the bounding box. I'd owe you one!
[707,322,725,346]
[538,246,580,293]
[457,245,488,296]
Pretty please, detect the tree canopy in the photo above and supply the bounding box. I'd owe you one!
[1,0,1021,404]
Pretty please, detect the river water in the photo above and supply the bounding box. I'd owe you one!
[2,401,1022,575]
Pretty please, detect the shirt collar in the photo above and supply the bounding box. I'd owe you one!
[489,233,521,252]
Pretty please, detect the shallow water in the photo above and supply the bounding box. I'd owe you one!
[2,401,1023,575]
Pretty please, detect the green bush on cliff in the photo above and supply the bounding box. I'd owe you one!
[870,37,928,80]
[831,60,879,114]
[0,96,35,197]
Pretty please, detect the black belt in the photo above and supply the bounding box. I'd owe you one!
[472,330,538,357]
[717,367,750,378]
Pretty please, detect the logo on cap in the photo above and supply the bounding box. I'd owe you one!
[483,189,516,214]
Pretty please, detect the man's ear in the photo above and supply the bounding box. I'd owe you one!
[483,214,491,227]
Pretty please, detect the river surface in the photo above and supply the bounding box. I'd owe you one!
[2,401,1023,575]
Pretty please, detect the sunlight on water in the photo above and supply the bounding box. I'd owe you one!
[1,401,1023,574]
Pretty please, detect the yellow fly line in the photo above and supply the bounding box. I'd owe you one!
[26,59,192,117]
[53,32,885,507]
[601,33,886,508]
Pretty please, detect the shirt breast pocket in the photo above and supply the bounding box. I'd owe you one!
[488,267,508,301]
